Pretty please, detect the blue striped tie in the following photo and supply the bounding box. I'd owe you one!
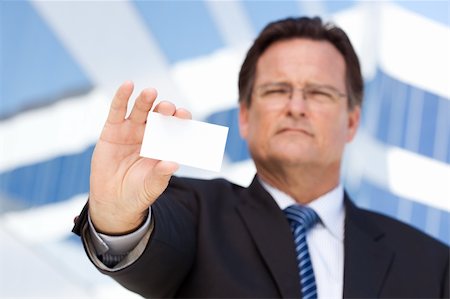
[284,205,319,299]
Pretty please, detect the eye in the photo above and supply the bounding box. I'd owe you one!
[263,88,290,96]
[306,88,334,102]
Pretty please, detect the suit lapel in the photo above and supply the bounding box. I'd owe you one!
[237,177,301,298]
[343,196,394,298]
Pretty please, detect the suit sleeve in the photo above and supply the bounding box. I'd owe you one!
[442,255,449,298]
[72,177,198,298]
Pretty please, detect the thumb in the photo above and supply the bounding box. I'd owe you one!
[143,161,179,204]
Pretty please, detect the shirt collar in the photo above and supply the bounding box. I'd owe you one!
[258,177,345,241]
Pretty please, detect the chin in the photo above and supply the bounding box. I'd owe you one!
[272,140,314,155]
[268,149,317,165]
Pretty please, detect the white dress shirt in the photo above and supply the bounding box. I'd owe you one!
[259,179,345,299]
[89,179,345,298]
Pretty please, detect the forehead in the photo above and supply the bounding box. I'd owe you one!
[255,38,346,88]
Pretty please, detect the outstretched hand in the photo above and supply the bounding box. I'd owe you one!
[89,81,191,234]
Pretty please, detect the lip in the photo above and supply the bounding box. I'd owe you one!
[277,127,313,137]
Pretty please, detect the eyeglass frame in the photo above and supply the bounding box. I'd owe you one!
[252,82,347,108]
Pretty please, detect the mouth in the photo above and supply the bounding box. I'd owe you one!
[277,127,313,137]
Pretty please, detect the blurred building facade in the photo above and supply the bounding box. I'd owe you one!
[1,1,449,298]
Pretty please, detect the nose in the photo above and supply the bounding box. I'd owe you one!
[287,88,308,116]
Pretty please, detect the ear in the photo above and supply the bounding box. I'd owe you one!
[346,106,360,142]
[238,102,249,140]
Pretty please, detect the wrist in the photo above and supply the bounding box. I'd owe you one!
[89,200,149,235]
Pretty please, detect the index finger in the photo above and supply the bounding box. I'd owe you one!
[107,81,134,124]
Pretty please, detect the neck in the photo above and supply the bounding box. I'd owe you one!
[256,162,341,205]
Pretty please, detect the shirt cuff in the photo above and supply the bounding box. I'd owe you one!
[88,208,152,255]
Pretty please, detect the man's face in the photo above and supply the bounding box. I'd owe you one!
[239,38,360,172]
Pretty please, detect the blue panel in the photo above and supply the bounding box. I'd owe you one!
[241,1,300,34]
[0,145,93,207]
[0,1,92,119]
[437,100,450,162]
[66,234,83,246]
[132,0,224,63]
[388,85,408,147]
[362,69,449,164]
[440,211,450,244]
[375,73,392,143]
[357,180,399,220]
[410,201,428,236]
[360,76,378,132]
[323,1,355,14]
[352,179,449,245]
[419,91,438,157]
[393,1,450,27]
[433,95,450,162]
[448,140,450,163]
[205,107,251,162]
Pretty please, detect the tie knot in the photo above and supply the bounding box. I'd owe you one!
[284,205,319,231]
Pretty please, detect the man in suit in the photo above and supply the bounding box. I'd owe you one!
[73,17,449,298]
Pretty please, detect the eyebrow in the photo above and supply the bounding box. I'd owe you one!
[255,82,291,89]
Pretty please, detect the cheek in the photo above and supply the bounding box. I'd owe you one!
[248,110,268,133]
[316,110,349,145]
[246,111,279,147]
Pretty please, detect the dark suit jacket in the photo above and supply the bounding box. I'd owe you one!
[73,176,449,298]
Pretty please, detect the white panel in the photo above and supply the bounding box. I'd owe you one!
[299,0,328,18]
[205,1,254,46]
[346,130,450,212]
[333,2,381,80]
[0,194,141,298]
[170,45,248,119]
[31,1,186,106]
[386,147,450,212]
[0,89,107,172]
[379,2,450,99]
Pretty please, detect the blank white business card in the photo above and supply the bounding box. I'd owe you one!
[140,112,229,172]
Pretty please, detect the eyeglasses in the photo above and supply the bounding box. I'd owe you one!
[254,82,347,108]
